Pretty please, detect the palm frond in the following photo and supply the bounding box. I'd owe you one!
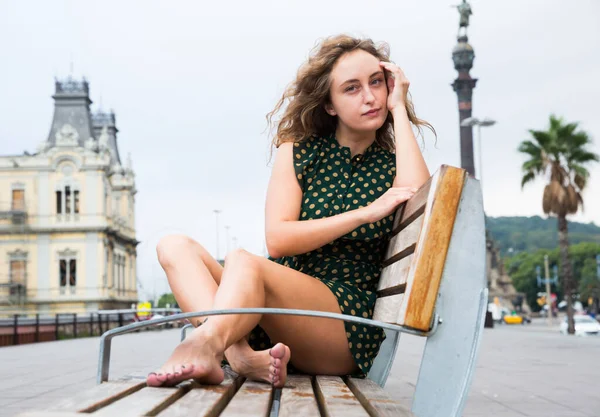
[521,171,536,188]
[518,140,542,156]
[574,172,587,190]
[569,149,600,165]
[528,130,553,149]
[522,159,544,173]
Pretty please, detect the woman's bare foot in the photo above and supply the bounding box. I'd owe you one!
[146,328,225,387]
[228,342,291,388]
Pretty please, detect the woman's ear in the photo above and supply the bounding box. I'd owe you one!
[324,102,337,116]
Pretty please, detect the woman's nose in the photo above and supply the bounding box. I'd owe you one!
[363,87,375,103]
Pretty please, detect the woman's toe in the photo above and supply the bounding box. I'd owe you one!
[180,364,195,375]
[270,343,287,359]
[147,372,166,387]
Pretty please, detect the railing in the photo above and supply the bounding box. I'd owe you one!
[0,283,27,307]
[0,201,28,226]
[0,211,135,238]
[0,308,182,347]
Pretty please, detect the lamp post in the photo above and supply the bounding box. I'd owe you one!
[536,255,558,326]
[460,117,496,189]
[213,209,221,261]
[225,225,231,255]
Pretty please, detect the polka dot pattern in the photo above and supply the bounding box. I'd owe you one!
[260,133,396,377]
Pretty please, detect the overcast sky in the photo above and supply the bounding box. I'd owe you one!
[1,0,599,300]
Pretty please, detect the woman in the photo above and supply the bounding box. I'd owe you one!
[146,34,433,388]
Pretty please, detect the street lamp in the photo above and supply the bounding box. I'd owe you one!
[225,225,231,254]
[213,209,221,260]
[460,117,496,189]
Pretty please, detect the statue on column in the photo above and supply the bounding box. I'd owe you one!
[454,0,473,37]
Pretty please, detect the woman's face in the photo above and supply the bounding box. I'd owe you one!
[326,49,389,133]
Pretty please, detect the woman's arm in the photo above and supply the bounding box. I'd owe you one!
[379,61,430,189]
[392,106,430,188]
[264,142,369,258]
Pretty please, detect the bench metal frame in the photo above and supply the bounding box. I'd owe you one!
[97,308,441,387]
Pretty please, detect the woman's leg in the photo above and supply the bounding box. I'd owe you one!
[148,248,357,386]
[151,235,290,385]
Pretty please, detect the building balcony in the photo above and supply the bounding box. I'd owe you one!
[5,286,139,304]
[0,202,28,228]
[0,283,27,306]
[0,212,136,240]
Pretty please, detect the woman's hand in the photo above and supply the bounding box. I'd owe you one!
[359,186,417,224]
[379,61,410,113]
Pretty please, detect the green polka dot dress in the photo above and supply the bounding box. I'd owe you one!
[250,132,396,377]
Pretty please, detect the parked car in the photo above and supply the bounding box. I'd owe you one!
[559,315,600,336]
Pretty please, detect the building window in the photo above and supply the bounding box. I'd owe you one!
[56,186,80,216]
[8,250,27,297]
[56,191,62,213]
[74,190,80,213]
[58,250,77,294]
[65,186,71,213]
[11,189,25,211]
[10,260,26,283]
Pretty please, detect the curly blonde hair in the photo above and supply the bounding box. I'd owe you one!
[266,34,435,155]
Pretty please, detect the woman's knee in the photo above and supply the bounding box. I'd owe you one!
[156,234,199,267]
[224,248,260,272]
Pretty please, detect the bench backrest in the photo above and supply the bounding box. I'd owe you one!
[368,164,487,416]
[373,165,468,330]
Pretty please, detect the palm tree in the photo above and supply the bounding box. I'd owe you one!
[518,115,599,334]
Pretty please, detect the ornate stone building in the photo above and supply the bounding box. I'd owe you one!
[0,77,138,314]
[486,235,530,313]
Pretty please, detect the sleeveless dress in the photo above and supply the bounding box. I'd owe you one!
[248,132,397,376]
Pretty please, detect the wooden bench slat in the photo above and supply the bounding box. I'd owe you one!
[382,214,424,268]
[390,176,431,235]
[346,377,415,417]
[220,380,272,417]
[92,385,188,416]
[157,372,243,417]
[314,376,369,417]
[377,254,413,295]
[46,380,145,413]
[279,375,320,416]
[399,166,466,330]
[372,293,404,323]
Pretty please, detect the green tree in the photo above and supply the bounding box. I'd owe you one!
[157,293,178,308]
[578,258,600,314]
[506,242,600,313]
[518,115,599,333]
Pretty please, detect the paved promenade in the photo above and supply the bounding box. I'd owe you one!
[0,318,598,416]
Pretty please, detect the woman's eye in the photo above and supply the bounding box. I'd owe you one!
[345,85,357,92]
[372,78,384,85]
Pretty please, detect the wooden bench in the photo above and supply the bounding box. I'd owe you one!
[21,165,487,417]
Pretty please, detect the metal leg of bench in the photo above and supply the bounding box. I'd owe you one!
[367,329,401,388]
[410,177,487,417]
[181,323,193,341]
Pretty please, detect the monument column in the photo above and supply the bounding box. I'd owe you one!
[452,0,478,176]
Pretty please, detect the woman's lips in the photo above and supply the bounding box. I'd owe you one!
[363,108,380,117]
